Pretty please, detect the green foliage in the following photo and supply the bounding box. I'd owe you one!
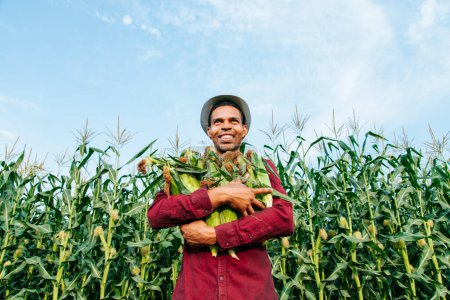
[269,132,449,300]
[0,131,449,300]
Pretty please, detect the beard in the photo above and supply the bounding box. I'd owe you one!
[213,141,241,154]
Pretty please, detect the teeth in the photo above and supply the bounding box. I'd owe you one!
[220,135,233,140]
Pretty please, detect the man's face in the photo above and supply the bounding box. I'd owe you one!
[207,105,248,154]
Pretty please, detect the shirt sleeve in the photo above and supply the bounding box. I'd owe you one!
[214,159,294,249]
[147,187,213,229]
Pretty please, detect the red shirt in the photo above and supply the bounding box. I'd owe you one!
[147,159,294,300]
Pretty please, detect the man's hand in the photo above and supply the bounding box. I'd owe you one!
[208,181,272,216]
[180,220,217,247]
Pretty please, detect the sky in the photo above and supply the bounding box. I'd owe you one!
[1,0,449,170]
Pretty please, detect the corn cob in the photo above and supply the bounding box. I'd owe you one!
[218,174,239,260]
[205,210,220,256]
[249,152,273,207]
[204,149,222,256]
[179,173,201,192]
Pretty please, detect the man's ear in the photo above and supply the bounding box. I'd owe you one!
[242,124,248,138]
[206,127,211,138]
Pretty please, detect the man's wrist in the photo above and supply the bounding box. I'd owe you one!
[208,188,228,209]
[208,226,218,245]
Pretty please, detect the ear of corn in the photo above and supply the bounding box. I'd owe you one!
[202,149,223,256]
[215,169,239,259]
[179,173,201,192]
[219,206,239,260]
[249,152,273,207]
[205,210,221,257]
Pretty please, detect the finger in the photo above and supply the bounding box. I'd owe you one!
[252,199,266,210]
[253,188,273,195]
[247,206,255,215]
[242,210,248,217]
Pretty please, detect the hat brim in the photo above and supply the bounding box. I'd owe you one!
[200,95,251,134]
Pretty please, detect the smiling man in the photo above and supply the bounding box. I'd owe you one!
[206,100,248,153]
[147,95,294,300]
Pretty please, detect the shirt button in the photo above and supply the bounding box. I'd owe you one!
[204,209,209,213]
[226,242,230,246]
[219,276,224,281]
[249,235,253,239]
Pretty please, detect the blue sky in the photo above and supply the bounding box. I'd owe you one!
[1,0,449,169]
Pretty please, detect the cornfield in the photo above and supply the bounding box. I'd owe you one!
[0,119,449,299]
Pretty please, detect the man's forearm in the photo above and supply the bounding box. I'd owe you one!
[180,220,217,247]
[180,196,293,249]
[147,187,213,229]
[214,159,294,249]
[207,188,228,209]
[214,197,294,249]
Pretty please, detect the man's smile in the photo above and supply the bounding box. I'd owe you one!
[218,133,235,142]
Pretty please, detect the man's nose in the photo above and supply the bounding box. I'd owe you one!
[221,120,232,129]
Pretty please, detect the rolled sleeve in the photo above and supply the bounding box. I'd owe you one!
[215,213,274,249]
[215,222,239,249]
[213,159,294,249]
[148,187,213,228]
[189,188,213,218]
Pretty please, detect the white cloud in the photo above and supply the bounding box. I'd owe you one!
[123,14,133,25]
[158,0,278,35]
[408,0,450,42]
[420,0,438,27]
[174,0,398,122]
[95,11,116,23]
[141,24,160,36]
[157,0,393,44]
[83,1,448,144]
[95,10,160,36]
[140,49,161,61]
[0,129,16,140]
[220,1,446,135]
[0,95,41,111]
[408,0,437,41]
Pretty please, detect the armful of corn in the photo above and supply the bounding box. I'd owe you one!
[138,148,276,259]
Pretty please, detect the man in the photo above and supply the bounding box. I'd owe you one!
[147,95,294,300]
